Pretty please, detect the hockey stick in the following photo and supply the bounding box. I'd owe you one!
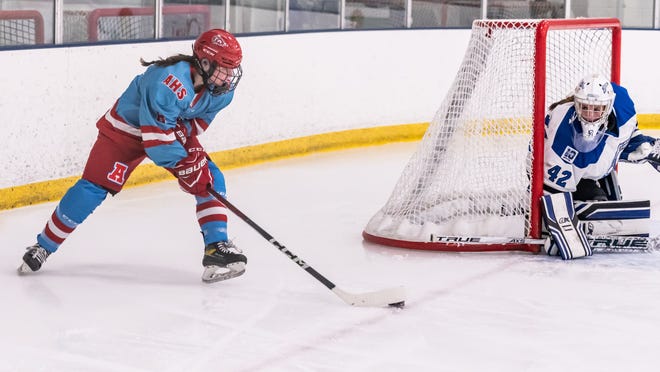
[588,236,656,253]
[430,235,547,245]
[430,234,656,252]
[207,188,406,308]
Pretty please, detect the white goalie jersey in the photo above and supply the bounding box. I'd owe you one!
[543,83,638,193]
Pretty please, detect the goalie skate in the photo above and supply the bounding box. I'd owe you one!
[201,240,247,283]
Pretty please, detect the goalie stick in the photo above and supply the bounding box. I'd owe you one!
[207,187,406,308]
[429,234,657,253]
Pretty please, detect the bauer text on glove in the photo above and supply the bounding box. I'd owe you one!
[168,150,213,196]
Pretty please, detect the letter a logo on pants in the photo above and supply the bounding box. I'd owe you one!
[107,162,129,185]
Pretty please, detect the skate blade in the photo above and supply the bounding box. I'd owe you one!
[202,262,246,283]
[17,262,33,275]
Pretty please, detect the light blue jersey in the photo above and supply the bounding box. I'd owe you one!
[109,60,234,167]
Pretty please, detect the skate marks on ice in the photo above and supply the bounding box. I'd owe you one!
[3,141,660,371]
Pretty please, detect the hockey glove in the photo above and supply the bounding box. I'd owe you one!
[174,118,190,145]
[167,137,213,196]
[624,138,660,172]
[173,117,209,143]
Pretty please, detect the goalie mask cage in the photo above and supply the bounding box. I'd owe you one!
[363,18,621,253]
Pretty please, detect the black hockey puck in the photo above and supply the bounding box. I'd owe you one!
[388,301,405,308]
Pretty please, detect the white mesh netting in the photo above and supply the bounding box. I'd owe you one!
[64,6,209,43]
[364,19,616,247]
[0,11,43,45]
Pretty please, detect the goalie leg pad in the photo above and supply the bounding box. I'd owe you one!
[543,235,559,256]
[575,199,650,220]
[541,193,592,260]
[575,199,650,237]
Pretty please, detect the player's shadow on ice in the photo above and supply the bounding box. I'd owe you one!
[28,263,203,287]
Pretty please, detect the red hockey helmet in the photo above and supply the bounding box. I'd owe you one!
[193,29,243,96]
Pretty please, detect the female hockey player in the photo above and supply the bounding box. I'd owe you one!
[543,73,659,201]
[18,29,247,283]
[541,73,659,259]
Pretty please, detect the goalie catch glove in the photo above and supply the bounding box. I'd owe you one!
[622,136,660,172]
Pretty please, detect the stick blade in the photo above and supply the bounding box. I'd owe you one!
[332,285,406,308]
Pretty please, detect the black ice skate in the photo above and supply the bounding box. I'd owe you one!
[201,240,247,283]
[18,243,51,275]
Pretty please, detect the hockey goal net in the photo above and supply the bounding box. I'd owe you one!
[0,10,44,46]
[64,5,210,42]
[363,18,621,253]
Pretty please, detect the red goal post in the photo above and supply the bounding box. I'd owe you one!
[363,18,621,253]
[0,10,45,46]
[89,5,210,41]
[63,5,210,42]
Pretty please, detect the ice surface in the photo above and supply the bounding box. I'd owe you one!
[2,140,660,372]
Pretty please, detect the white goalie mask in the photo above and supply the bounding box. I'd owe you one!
[572,74,615,152]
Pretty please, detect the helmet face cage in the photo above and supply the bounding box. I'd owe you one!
[571,74,615,152]
[199,58,242,96]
